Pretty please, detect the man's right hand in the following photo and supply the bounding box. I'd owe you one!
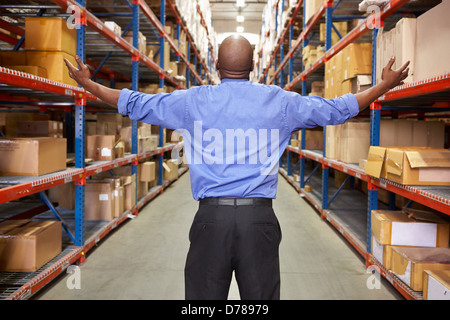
[64,56,121,108]
[64,55,91,88]
[380,56,410,92]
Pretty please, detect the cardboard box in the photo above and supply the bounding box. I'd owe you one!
[371,209,450,247]
[304,0,323,24]
[85,180,115,220]
[385,147,450,186]
[86,135,121,161]
[371,235,406,270]
[57,182,75,210]
[0,137,67,176]
[0,220,61,272]
[391,247,450,291]
[298,128,323,150]
[101,178,124,218]
[423,270,450,300]
[26,51,78,86]
[17,120,63,137]
[163,159,179,181]
[339,121,370,164]
[342,43,372,81]
[394,18,416,83]
[341,74,371,94]
[414,0,450,82]
[325,124,342,159]
[122,174,136,210]
[0,51,27,66]
[5,65,47,78]
[139,161,156,182]
[25,17,77,55]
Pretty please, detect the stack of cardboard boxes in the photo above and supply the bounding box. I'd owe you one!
[0,17,79,86]
[302,45,325,70]
[324,43,372,99]
[370,208,450,295]
[376,1,450,85]
[327,119,446,165]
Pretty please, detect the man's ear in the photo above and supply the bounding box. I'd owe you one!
[250,60,254,72]
[215,59,220,70]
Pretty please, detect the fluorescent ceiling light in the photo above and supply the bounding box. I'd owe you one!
[236,15,245,22]
[236,0,245,7]
[236,26,244,33]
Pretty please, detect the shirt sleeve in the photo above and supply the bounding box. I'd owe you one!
[283,92,359,133]
[117,88,188,130]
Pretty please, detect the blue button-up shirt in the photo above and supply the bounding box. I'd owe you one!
[118,78,359,200]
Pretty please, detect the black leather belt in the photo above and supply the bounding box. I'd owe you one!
[199,197,272,207]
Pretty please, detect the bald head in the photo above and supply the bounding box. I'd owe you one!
[216,35,254,80]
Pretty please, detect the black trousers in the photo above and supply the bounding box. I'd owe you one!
[184,200,282,300]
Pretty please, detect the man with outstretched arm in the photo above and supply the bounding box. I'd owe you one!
[65,35,408,300]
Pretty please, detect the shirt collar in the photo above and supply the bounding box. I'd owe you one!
[220,78,249,83]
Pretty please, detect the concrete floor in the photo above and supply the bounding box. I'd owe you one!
[34,172,403,300]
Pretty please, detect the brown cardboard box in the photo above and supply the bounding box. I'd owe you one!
[414,0,450,82]
[26,51,77,86]
[339,121,370,164]
[122,174,136,210]
[57,182,75,210]
[163,159,179,181]
[298,128,323,150]
[5,65,47,78]
[325,124,342,159]
[0,137,67,176]
[0,51,27,66]
[139,161,156,182]
[86,135,120,161]
[423,270,450,300]
[25,17,76,55]
[342,43,372,81]
[371,235,406,270]
[304,0,323,24]
[17,120,63,137]
[371,209,450,247]
[394,18,416,83]
[385,147,450,186]
[365,146,388,179]
[101,178,124,218]
[341,74,371,94]
[391,247,450,291]
[85,180,116,220]
[3,112,49,137]
[0,220,61,272]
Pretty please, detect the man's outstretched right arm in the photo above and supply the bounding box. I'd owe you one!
[64,55,121,108]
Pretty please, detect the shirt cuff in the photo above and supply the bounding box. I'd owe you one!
[344,93,360,118]
[117,88,132,116]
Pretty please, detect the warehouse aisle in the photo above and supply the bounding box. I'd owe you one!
[34,172,402,300]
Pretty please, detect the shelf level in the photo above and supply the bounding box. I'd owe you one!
[287,146,450,216]
[0,143,184,205]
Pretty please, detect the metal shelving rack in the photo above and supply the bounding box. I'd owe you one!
[0,0,214,299]
[259,0,450,300]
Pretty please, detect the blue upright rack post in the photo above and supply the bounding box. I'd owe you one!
[322,1,333,210]
[367,25,381,254]
[131,1,140,202]
[300,1,308,189]
[158,0,165,185]
[74,0,86,247]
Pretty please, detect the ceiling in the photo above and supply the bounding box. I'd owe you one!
[209,0,267,44]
